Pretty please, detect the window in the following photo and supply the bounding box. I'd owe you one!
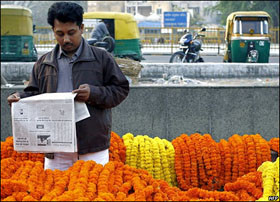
[263,20,269,34]
[233,20,240,34]
[241,20,261,34]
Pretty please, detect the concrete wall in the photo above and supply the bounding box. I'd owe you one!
[1,85,279,142]
[1,62,279,85]
[140,63,280,79]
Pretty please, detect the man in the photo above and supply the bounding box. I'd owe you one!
[90,19,110,41]
[7,2,129,171]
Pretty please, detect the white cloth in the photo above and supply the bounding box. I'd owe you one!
[44,149,109,171]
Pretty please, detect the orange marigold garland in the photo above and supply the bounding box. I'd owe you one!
[190,133,207,187]
[224,171,263,200]
[242,134,258,173]
[171,136,186,190]
[200,134,215,189]
[172,134,191,190]
[1,158,22,180]
[228,134,240,183]
[257,134,271,163]
[203,134,222,190]
[218,139,232,184]
[252,134,266,168]
[268,137,279,154]
[232,134,247,178]
[184,134,199,188]
[109,131,126,163]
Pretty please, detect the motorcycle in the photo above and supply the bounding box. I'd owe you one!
[87,36,115,53]
[169,28,206,63]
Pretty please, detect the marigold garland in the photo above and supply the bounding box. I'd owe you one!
[224,171,263,200]
[218,139,232,184]
[242,135,257,173]
[257,157,279,201]
[109,131,126,163]
[268,137,279,154]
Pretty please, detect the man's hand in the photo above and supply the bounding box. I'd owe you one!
[7,93,20,106]
[72,84,90,102]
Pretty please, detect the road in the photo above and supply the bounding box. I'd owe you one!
[37,51,279,63]
[142,55,280,63]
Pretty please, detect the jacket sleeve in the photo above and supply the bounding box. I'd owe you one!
[19,61,40,98]
[87,51,129,109]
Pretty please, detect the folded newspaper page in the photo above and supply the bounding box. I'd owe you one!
[11,92,90,153]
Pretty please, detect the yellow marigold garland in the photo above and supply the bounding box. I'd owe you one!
[257,157,279,201]
[162,139,177,186]
[123,133,177,186]
[123,133,134,166]
[144,135,153,175]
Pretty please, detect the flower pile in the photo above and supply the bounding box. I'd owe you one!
[1,157,260,201]
[1,132,278,201]
[257,157,279,201]
[123,133,177,186]
[172,133,271,191]
[1,136,44,163]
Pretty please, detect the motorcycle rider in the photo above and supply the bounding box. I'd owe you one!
[90,19,110,42]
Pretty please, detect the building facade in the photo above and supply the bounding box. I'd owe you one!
[87,1,219,25]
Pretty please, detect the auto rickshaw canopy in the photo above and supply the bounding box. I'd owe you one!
[225,11,271,41]
[83,12,139,40]
[1,5,33,36]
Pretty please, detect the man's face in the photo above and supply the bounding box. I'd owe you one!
[53,19,84,55]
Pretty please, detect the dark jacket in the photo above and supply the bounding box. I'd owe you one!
[20,38,129,154]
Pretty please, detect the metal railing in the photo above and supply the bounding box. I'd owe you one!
[33,26,279,54]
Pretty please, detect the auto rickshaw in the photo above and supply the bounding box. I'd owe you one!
[83,12,144,61]
[223,11,271,63]
[1,5,37,62]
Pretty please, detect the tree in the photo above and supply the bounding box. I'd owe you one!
[1,1,88,26]
[207,1,279,27]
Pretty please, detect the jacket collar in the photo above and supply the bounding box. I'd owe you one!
[42,37,96,67]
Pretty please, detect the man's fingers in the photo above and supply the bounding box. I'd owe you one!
[7,94,21,106]
[72,84,89,93]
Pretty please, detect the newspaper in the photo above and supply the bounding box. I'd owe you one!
[11,92,90,153]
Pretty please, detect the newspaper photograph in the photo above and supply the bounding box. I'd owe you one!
[11,92,87,153]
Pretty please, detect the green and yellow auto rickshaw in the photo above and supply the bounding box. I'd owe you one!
[1,5,37,62]
[83,12,144,61]
[223,11,271,63]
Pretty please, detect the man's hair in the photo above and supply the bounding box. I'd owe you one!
[47,2,84,28]
[103,19,110,25]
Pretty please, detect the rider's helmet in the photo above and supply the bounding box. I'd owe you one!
[183,33,193,45]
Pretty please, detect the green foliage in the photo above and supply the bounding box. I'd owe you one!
[209,1,279,27]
